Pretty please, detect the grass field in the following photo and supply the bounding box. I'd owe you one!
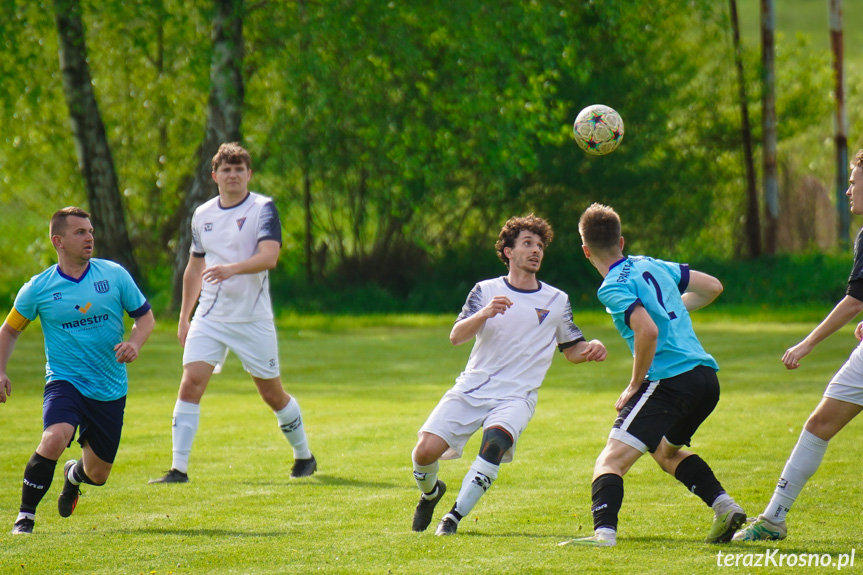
[1,310,862,574]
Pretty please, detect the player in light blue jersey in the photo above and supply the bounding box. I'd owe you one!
[0,207,155,535]
[560,203,744,548]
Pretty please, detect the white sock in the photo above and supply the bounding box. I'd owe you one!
[763,429,829,523]
[711,493,734,515]
[171,399,200,474]
[412,458,439,496]
[275,399,312,459]
[453,456,499,518]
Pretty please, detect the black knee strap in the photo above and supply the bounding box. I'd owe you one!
[478,426,514,465]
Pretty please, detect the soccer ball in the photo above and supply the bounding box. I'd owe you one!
[572,105,624,156]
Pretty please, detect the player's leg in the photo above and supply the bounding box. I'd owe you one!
[411,432,450,531]
[14,422,75,534]
[735,397,861,542]
[656,366,745,543]
[14,381,79,535]
[254,376,316,477]
[412,391,481,532]
[58,393,124,518]
[435,426,513,536]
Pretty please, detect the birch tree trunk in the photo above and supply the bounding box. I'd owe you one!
[55,0,141,282]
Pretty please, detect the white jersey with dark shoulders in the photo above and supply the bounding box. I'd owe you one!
[190,191,282,322]
[452,276,585,400]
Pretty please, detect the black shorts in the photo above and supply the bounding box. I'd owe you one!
[609,365,719,454]
[42,380,126,464]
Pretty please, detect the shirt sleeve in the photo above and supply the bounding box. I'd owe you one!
[190,210,205,256]
[556,296,585,351]
[257,200,283,245]
[456,283,484,323]
[11,280,38,322]
[599,281,642,328]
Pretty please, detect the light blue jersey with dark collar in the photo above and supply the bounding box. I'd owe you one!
[12,258,150,401]
[598,255,717,380]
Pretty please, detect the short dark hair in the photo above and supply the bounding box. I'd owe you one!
[50,206,90,238]
[578,203,621,253]
[212,142,252,171]
[495,214,553,267]
[852,149,863,170]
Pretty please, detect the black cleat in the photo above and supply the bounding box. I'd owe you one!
[435,515,459,536]
[148,469,190,484]
[290,455,317,478]
[12,517,34,535]
[58,460,81,518]
[412,480,446,532]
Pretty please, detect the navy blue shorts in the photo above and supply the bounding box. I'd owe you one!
[43,381,126,464]
[609,365,719,454]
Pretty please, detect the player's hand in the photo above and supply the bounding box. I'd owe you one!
[202,264,236,285]
[614,382,640,412]
[0,374,10,403]
[580,339,607,362]
[114,341,141,363]
[483,296,513,318]
[782,340,812,370]
[855,322,863,342]
[178,319,191,348]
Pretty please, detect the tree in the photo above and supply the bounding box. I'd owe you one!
[170,0,245,309]
[761,0,779,254]
[54,0,141,282]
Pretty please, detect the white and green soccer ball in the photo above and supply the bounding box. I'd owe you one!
[572,104,624,156]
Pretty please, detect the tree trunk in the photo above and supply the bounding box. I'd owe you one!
[729,0,761,258]
[170,0,245,309]
[830,0,849,248]
[761,0,779,254]
[54,0,141,283]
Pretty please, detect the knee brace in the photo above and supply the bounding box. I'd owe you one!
[478,426,514,465]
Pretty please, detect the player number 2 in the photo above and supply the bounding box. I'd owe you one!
[642,272,677,320]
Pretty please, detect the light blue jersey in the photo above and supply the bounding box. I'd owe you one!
[12,259,150,401]
[598,256,718,380]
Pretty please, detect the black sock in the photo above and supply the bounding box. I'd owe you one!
[674,454,724,507]
[20,452,57,514]
[591,473,624,531]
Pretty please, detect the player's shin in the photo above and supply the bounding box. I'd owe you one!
[450,456,499,522]
[412,458,440,495]
[171,399,200,473]
[20,452,57,514]
[763,429,828,523]
[591,473,624,532]
[275,398,312,459]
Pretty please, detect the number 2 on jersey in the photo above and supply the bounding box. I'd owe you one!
[641,272,677,320]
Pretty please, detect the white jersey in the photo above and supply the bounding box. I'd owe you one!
[452,276,585,400]
[190,192,282,322]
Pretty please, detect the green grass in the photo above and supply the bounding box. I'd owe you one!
[1,310,862,574]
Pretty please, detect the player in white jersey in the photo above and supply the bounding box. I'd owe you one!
[566,203,744,547]
[1,207,155,535]
[410,215,607,536]
[149,142,316,484]
[734,150,863,542]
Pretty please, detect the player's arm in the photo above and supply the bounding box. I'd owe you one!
[178,255,206,346]
[563,339,607,364]
[681,270,723,312]
[114,309,155,364]
[450,296,513,346]
[615,305,658,412]
[0,313,28,403]
[783,294,863,369]
[201,239,280,285]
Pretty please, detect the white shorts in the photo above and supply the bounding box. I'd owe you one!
[825,342,863,407]
[418,390,537,463]
[183,317,280,379]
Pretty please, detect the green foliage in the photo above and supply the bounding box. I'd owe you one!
[2,311,862,573]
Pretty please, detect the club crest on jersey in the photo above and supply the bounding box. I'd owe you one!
[236,217,247,231]
[93,280,110,294]
[535,308,550,324]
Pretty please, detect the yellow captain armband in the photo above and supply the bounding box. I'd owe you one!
[5,307,31,332]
